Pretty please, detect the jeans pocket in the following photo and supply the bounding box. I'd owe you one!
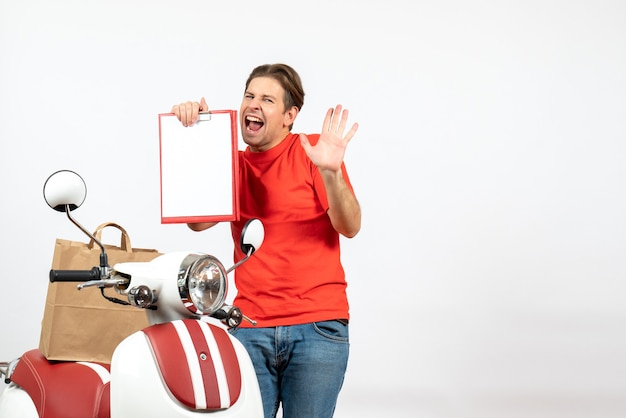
[313,320,349,342]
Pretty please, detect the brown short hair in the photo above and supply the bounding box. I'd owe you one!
[245,63,305,113]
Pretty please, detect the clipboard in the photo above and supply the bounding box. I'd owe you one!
[158,110,239,224]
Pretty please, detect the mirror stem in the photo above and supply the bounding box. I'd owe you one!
[225,248,253,275]
[65,204,109,268]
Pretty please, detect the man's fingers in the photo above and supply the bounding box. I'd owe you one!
[344,123,359,143]
[323,107,334,132]
[200,97,208,112]
[183,101,199,126]
[323,104,353,135]
[337,108,349,134]
[299,133,312,153]
[330,105,343,132]
[171,98,208,126]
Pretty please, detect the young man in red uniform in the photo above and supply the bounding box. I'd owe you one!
[171,63,361,418]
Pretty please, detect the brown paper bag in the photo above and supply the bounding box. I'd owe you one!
[39,222,161,363]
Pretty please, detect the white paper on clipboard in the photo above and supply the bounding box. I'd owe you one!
[158,110,239,224]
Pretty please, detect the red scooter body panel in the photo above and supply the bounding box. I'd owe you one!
[143,319,242,411]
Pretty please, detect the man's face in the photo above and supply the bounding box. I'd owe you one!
[239,76,297,152]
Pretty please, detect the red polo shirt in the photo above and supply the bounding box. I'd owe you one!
[230,132,354,327]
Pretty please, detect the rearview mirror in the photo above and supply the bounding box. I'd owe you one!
[43,170,87,212]
[240,218,265,255]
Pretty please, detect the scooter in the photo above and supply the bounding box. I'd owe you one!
[0,170,265,417]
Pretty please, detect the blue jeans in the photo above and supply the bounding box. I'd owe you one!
[230,321,349,418]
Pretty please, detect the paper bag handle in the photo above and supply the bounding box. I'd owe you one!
[88,222,133,252]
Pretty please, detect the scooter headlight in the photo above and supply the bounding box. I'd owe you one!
[178,254,227,315]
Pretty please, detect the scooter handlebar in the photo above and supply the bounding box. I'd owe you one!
[49,267,101,282]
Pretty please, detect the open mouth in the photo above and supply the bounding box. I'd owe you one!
[245,115,264,132]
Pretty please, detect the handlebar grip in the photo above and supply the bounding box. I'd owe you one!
[49,267,101,282]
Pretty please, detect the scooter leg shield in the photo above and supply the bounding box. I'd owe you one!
[110,319,263,417]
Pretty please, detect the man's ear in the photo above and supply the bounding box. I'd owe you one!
[284,106,299,127]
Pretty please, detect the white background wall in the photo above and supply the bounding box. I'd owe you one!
[1,1,625,417]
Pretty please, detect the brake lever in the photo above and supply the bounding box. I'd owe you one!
[77,278,128,290]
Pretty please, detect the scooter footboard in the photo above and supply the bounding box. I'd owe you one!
[110,319,263,417]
